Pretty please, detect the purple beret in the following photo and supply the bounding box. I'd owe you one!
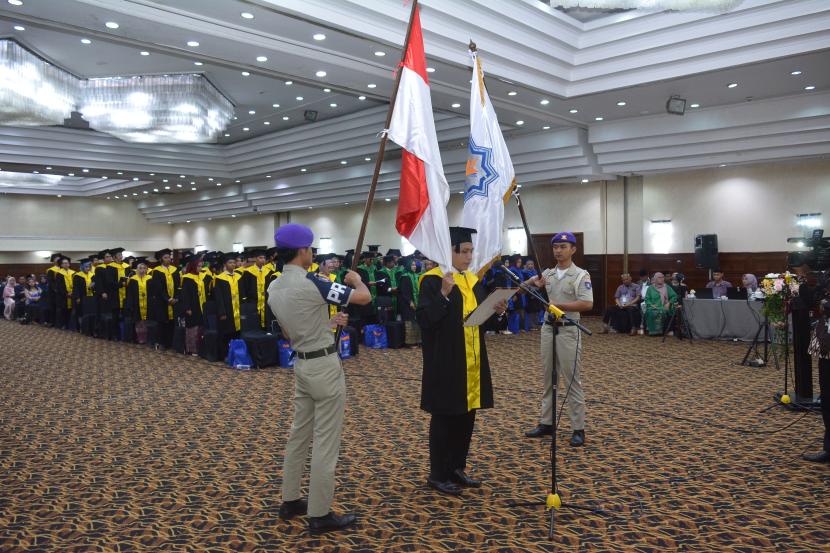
[274,223,314,248]
[551,232,576,245]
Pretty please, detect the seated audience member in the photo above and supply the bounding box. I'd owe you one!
[644,272,678,336]
[3,276,16,320]
[602,273,641,335]
[706,270,733,298]
[638,269,651,335]
[23,276,43,323]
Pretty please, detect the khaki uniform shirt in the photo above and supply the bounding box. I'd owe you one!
[541,263,593,320]
[267,264,351,353]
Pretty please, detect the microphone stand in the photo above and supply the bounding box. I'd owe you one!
[500,266,598,539]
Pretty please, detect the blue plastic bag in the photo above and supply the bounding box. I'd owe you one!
[338,331,351,359]
[363,324,388,349]
[226,338,253,368]
[278,339,295,368]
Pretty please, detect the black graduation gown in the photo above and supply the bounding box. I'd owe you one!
[213,274,241,335]
[125,276,152,321]
[94,265,116,313]
[398,273,418,322]
[417,273,494,416]
[179,276,204,328]
[72,272,95,316]
[149,266,181,322]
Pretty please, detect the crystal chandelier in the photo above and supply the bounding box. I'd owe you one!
[79,74,234,143]
[0,40,78,126]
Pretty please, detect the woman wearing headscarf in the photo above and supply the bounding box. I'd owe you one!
[742,274,759,295]
[3,276,16,320]
[180,254,207,356]
[644,272,678,336]
[398,257,422,346]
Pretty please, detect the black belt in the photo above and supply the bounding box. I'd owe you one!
[295,345,337,361]
[545,320,576,327]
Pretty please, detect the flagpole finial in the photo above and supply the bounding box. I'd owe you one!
[468,40,477,52]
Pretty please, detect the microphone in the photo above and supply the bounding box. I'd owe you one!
[500,265,591,335]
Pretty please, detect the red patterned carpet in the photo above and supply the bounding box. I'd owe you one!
[1,318,829,552]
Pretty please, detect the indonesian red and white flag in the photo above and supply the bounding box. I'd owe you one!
[388,6,452,273]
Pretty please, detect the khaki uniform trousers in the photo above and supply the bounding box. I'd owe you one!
[539,323,585,430]
[282,353,346,517]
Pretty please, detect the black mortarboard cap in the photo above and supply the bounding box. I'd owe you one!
[110,247,125,254]
[60,256,72,263]
[219,252,237,264]
[265,247,278,258]
[98,249,111,258]
[360,251,374,259]
[135,257,148,266]
[367,245,381,253]
[50,252,64,262]
[155,248,173,259]
[311,247,319,255]
[383,255,395,263]
[248,249,266,258]
[449,226,476,246]
[78,257,91,265]
[386,248,402,257]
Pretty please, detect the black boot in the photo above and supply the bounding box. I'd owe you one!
[525,424,553,438]
[450,469,481,488]
[308,511,357,533]
[278,498,308,520]
[569,429,585,447]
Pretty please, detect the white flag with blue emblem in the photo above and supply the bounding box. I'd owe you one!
[461,50,517,276]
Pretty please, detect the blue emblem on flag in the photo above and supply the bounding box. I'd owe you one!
[464,136,499,202]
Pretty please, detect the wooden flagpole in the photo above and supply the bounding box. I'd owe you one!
[349,0,420,271]
[515,192,542,271]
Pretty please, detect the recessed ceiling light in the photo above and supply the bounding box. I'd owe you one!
[272,103,280,108]
[540,99,549,105]
[426,67,435,73]
[162,179,168,182]
[313,33,326,41]
[719,164,726,167]
[180,175,185,178]
[385,198,391,202]
[132,192,137,196]
[164,186,170,190]
[256,55,268,62]
[193,61,203,66]
[451,103,461,108]
[515,120,524,125]
[235,180,241,183]
[101,176,107,179]
[240,12,254,19]
[80,39,91,44]
[45,166,51,169]
[266,175,272,178]
[231,214,236,218]
[132,177,139,181]
[187,41,199,47]
[118,172,124,175]
[358,96,366,100]
[323,88,331,92]
[105,21,119,29]
[13,25,24,31]
[690,103,700,108]
[208,177,213,181]
[581,178,589,183]
[153,188,159,192]
[186,220,190,223]
[364,157,371,161]
[191,187,196,191]
[216,182,221,186]
[329,103,337,107]
[300,168,307,172]
[224,133,230,137]
[315,70,327,77]
[143,190,148,194]
[542,125,550,130]
[282,116,289,120]
[248,109,256,114]
[176,184,182,187]
[340,160,347,165]
[57,195,62,198]
[507,91,517,96]
[296,96,304,101]
[241,71,250,76]
[595,116,604,121]
[569,108,578,114]
[190,181,195,184]
[367,83,377,88]
[82,168,89,172]
[805,85,816,90]
[140,51,150,56]
[264,121,270,125]
[285,80,293,85]
[374,51,386,57]
[8,0,23,5]
[32,170,38,173]
[727,83,738,88]
[616,101,627,106]
[790,70,802,76]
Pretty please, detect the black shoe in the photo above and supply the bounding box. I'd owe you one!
[427,476,463,496]
[308,512,357,533]
[525,424,553,438]
[802,450,829,463]
[451,469,482,488]
[570,429,585,447]
[278,498,308,520]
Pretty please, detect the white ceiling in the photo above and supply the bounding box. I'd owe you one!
[0,0,828,221]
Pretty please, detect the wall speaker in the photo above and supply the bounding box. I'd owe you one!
[694,234,719,269]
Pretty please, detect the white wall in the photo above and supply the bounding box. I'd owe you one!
[170,213,283,252]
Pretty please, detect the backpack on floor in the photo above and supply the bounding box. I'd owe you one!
[363,324,387,349]
[225,338,253,369]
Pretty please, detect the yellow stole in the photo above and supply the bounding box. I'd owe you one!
[423,267,482,411]
[129,274,151,320]
[181,273,206,311]
[60,268,75,308]
[245,264,273,327]
[152,265,177,319]
[307,262,319,273]
[76,270,94,297]
[108,261,129,308]
[215,272,241,331]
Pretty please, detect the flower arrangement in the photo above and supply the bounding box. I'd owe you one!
[761,272,800,331]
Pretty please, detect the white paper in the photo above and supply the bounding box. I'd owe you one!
[463,288,518,327]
